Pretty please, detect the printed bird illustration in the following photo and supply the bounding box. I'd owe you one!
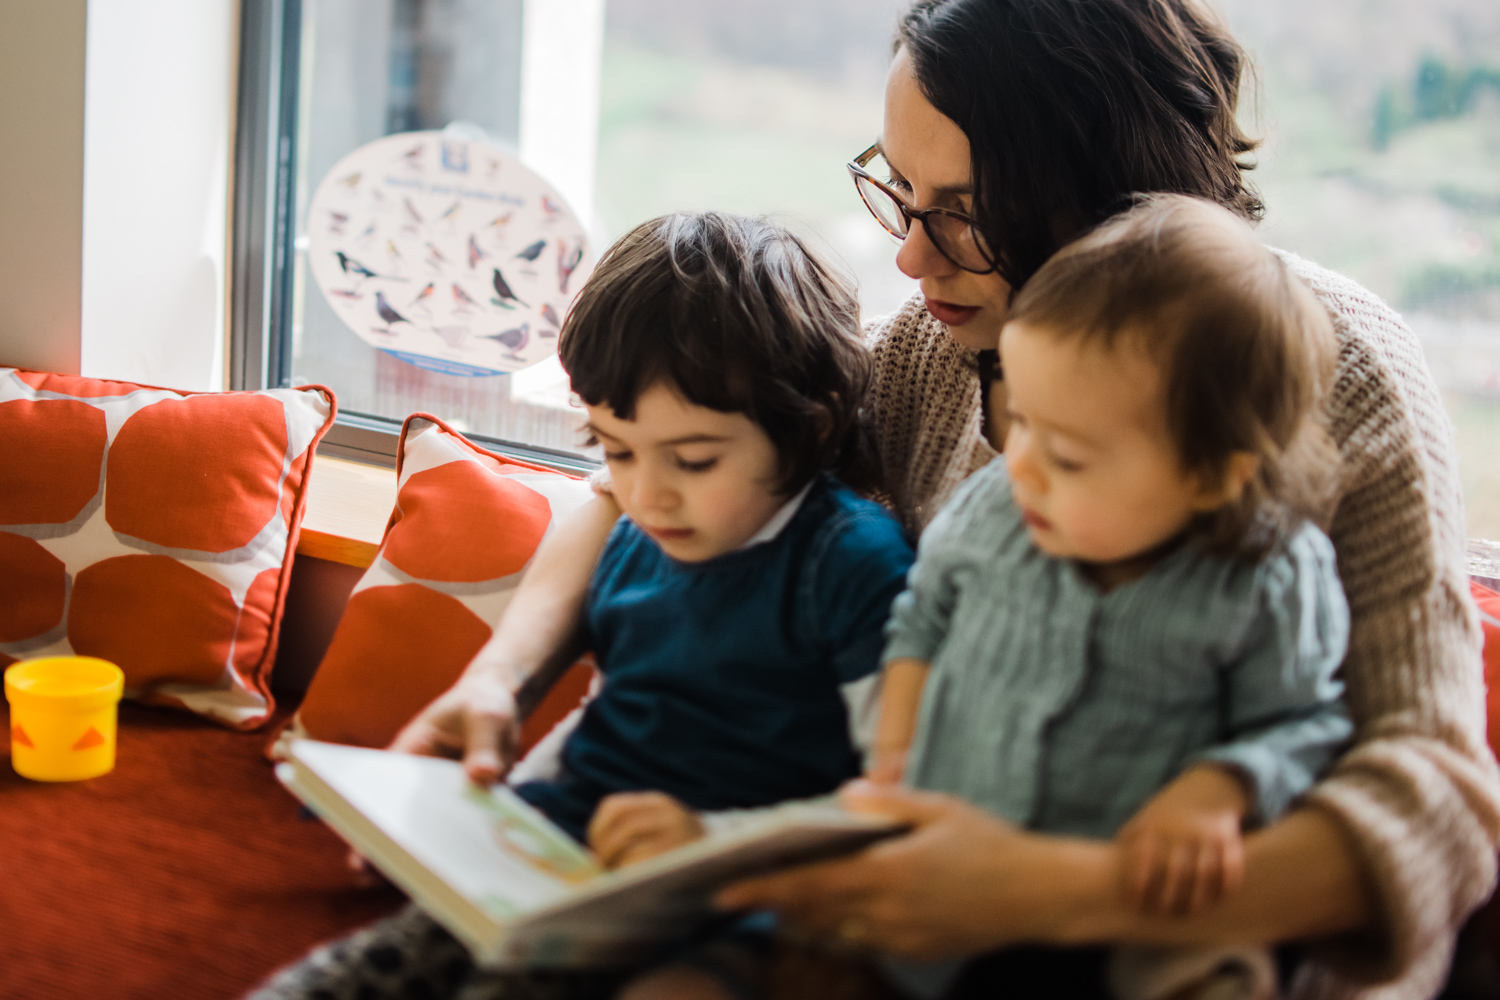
[410,282,436,311]
[514,239,546,262]
[425,242,449,269]
[337,250,406,284]
[327,210,350,235]
[336,171,362,190]
[452,283,481,312]
[491,267,528,308]
[374,291,412,332]
[386,239,403,261]
[467,234,488,269]
[541,195,563,220]
[484,157,502,183]
[486,212,515,235]
[329,289,363,300]
[540,302,562,331]
[482,323,529,355]
[401,143,424,169]
[356,219,378,243]
[557,242,584,294]
[433,325,470,349]
[336,251,380,281]
[439,201,461,225]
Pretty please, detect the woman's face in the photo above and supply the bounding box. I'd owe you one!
[882,49,1013,350]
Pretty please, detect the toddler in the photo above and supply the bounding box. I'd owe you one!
[872,195,1352,1000]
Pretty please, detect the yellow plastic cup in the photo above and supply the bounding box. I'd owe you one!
[5,656,124,781]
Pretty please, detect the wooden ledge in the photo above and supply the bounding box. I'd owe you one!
[297,456,396,569]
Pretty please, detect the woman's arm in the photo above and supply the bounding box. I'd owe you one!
[388,493,621,783]
[717,782,1376,960]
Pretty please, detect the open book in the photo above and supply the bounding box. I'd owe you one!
[278,740,903,968]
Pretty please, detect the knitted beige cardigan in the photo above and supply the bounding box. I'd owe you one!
[863,253,1500,1000]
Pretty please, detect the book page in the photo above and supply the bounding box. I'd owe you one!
[292,741,600,919]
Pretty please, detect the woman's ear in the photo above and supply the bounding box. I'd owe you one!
[1189,451,1261,512]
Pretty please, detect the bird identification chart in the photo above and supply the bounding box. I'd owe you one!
[307,131,592,376]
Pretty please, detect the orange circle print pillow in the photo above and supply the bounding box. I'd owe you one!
[0,368,336,729]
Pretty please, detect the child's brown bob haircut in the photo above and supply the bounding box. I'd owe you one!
[1008,194,1338,557]
[559,211,869,493]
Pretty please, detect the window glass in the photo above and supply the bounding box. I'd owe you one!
[1210,0,1500,538]
[289,0,583,453]
[288,0,915,460]
[596,0,917,321]
[289,2,1497,536]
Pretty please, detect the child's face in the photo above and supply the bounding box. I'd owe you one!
[999,321,1232,565]
[584,382,787,563]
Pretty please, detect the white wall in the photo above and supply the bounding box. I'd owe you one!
[0,0,88,374]
[80,0,239,392]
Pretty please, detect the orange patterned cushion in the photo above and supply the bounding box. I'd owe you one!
[1474,580,1500,758]
[290,414,596,752]
[0,368,336,728]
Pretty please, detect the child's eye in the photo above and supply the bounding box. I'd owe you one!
[676,456,718,473]
[603,449,633,463]
[1048,453,1085,473]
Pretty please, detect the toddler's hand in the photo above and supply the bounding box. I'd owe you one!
[588,791,705,869]
[1116,765,1250,916]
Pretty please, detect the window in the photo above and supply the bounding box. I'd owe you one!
[234,0,914,470]
[1209,0,1500,538]
[595,0,916,321]
[236,1,1498,539]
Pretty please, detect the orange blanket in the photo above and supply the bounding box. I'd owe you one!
[0,702,403,1000]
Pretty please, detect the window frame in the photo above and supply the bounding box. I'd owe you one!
[228,0,599,476]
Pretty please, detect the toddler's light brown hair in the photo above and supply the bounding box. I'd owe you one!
[1009,194,1338,557]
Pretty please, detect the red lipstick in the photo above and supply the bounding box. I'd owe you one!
[924,298,981,327]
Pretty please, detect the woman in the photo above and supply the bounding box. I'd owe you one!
[357,1,1498,998]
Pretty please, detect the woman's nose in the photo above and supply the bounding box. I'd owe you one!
[896,218,958,281]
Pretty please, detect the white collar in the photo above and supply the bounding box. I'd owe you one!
[736,479,815,551]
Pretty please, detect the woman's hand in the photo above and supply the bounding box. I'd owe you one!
[719,781,1373,957]
[716,781,1096,959]
[589,791,705,869]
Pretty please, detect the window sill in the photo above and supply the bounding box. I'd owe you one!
[297,456,396,569]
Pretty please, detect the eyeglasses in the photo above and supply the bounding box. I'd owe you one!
[847,144,997,275]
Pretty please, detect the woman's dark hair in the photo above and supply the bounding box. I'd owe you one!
[897,0,1262,291]
[1008,194,1337,559]
[559,211,870,494]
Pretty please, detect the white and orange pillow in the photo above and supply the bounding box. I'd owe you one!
[287,414,596,752]
[0,368,335,729]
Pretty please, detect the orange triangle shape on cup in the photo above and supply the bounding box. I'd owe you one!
[72,728,106,751]
[11,725,34,749]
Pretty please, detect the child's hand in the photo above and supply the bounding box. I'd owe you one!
[346,848,391,888]
[868,658,930,787]
[1116,765,1250,916]
[588,791,705,869]
[867,747,909,784]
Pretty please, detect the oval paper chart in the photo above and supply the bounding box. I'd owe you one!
[307,131,593,376]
